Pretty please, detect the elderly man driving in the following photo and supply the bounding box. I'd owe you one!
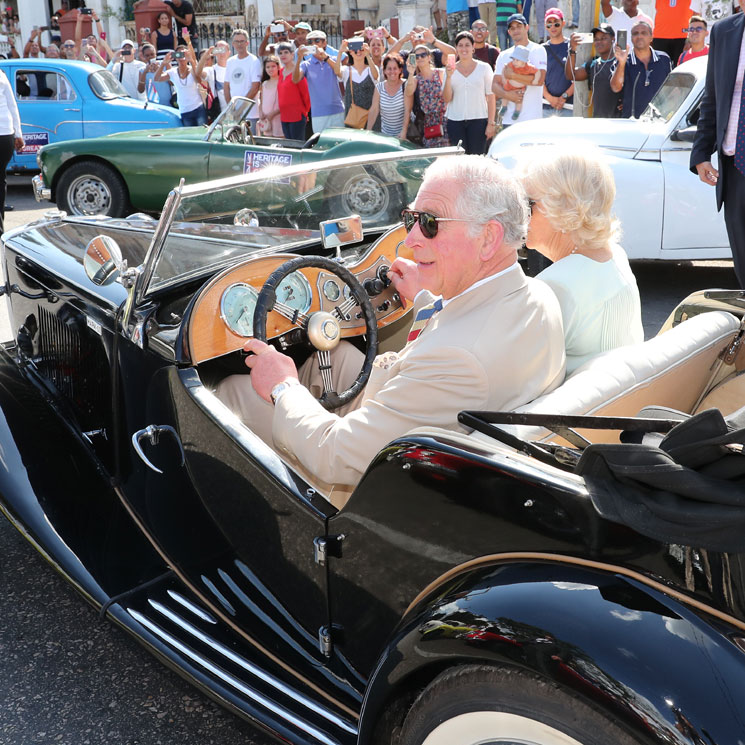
[217,156,565,491]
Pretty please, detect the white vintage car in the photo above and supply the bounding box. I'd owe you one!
[488,57,728,261]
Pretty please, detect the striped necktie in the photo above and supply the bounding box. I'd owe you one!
[406,297,443,343]
[736,84,745,177]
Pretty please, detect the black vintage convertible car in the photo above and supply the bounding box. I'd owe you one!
[3,149,745,745]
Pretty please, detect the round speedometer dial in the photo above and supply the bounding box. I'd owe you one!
[221,283,259,337]
[276,271,312,315]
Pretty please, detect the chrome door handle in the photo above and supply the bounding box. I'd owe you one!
[131,424,185,474]
[64,107,81,112]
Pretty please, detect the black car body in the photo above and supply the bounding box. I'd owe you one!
[2,149,745,745]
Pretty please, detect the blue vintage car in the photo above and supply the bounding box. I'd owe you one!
[1,58,181,172]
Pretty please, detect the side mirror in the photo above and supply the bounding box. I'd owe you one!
[320,215,363,249]
[670,125,697,143]
[84,235,125,286]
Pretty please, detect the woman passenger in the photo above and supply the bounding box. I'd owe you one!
[520,146,644,374]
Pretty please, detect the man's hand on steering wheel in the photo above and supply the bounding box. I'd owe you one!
[244,338,298,403]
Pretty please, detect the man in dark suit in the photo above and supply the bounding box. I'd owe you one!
[691,11,745,287]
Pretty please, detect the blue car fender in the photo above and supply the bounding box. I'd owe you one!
[359,561,745,744]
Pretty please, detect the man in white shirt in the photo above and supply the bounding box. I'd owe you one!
[600,0,655,37]
[108,40,146,101]
[493,13,547,125]
[224,29,261,105]
[689,0,739,25]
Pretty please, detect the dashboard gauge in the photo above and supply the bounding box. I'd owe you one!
[221,283,259,337]
[323,279,341,302]
[276,271,312,315]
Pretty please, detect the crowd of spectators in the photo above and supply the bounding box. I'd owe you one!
[2,0,738,149]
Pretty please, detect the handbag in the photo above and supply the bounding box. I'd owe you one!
[406,85,425,144]
[424,123,443,139]
[344,77,369,129]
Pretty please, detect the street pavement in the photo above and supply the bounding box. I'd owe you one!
[0,178,736,745]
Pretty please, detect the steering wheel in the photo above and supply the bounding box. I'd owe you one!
[224,125,242,144]
[253,256,378,411]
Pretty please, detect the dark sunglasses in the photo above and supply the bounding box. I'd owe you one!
[684,26,706,32]
[414,51,429,58]
[528,199,536,215]
[546,21,562,28]
[401,209,475,238]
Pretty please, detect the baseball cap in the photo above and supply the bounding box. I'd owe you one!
[306,30,327,40]
[591,22,615,36]
[506,13,528,25]
[120,39,136,48]
[294,21,312,32]
[544,7,564,20]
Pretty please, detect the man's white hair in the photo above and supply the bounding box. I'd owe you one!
[423,155,528,249]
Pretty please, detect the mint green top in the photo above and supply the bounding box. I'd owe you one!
[536,245,644,375]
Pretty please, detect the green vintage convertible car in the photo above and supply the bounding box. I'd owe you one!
[32,98,417,221]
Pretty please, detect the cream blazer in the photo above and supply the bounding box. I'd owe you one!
[273,266,566,487]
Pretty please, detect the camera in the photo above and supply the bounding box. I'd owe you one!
[270,23,284,34]
[305,45,317,55]
[348,39,363,51]
[616,29,628,49]
[372,28,384,39]
[80,7,93,14]
[173,50,186,59]
[143,27,150,33]
[414,32,424,41]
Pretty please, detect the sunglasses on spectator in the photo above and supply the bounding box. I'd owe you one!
[62,43,75,48]
[414,51,429,58]
[401,209,477,238]
[546,21,562,28]
[684,26,706,32]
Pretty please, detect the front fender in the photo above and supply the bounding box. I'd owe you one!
[359,561,745,744]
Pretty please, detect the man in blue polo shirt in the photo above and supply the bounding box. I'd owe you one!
[610,20,672,118]
[291,30,344,133]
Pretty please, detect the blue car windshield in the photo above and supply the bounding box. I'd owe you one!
[89,69,128,99]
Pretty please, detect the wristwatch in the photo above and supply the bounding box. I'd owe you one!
[271,379,300,405]
[569,49,577,55]
[562,91,569,99]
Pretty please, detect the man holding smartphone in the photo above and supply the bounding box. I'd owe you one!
[162,0,197,47]
[108,40,146,100]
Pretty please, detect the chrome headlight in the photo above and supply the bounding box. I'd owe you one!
[36,151,42,169]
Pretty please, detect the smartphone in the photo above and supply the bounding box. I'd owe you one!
[348,39,363,51]
[173,50,186,59]
[616,29,628,49]
[373,28,384,39]
[80,7,92,14]
[100,31,106,39]
[305,45,317,55]
[575,32,594,44]
[446,53,455,70]
[270,23,284,33]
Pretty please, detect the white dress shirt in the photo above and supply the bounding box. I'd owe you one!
[0,70,22,138]
[722,25,745,157]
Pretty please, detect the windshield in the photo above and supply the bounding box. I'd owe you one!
[639,71,696,123]
[205,97,257,143]
[89,69,128,99]
[144,148,463,295]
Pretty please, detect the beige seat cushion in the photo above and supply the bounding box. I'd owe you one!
[469,310,741,447]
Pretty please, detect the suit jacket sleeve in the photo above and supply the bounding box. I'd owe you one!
[690,21,719,171]
[272,343,489,486]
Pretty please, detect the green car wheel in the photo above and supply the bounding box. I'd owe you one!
[325,166,405,225]
[56,161,130,218]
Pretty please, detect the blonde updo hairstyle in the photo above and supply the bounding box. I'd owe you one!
[519,144,620,252]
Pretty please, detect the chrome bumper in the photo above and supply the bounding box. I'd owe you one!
[32,174,51,202]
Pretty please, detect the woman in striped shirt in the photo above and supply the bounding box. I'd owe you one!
[366,53,409,138]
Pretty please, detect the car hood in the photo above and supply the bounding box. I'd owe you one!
[103,126,207,141]
[488,116,653,165]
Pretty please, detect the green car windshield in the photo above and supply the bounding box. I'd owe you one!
[140,148,463,297]
[205,97,257,143]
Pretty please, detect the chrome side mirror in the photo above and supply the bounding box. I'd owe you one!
[84,235,126,286]
[320,215,363,250]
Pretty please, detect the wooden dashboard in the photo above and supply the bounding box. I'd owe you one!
[187,225,412,364]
